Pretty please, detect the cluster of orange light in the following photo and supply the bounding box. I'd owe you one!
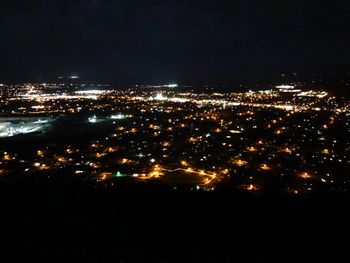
[188,137,200,142]
[99,172,112,181]
[322,149,330,155]
[180,160,189,166]
[33,162,50,170]
[235,159,248,167]
[247,146,257,152]
[2,153,11,161]
[56,156,68,163]
[246,184,259,191]
[89,162,101,169]
[260,164,271,171]
[162,141,171,147]
[95,152,107,158]
[106,147,118,153]
[119,158,134,164]
[90,143,102,148]
[280,147,293,154]
[66,148,75,154]
[298,172,312,179]
[148,165,164,178]
[149,124,160,129]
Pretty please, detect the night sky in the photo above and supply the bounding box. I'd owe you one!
[1,0,350,84]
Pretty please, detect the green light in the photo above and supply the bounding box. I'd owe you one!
[114,171,124,177]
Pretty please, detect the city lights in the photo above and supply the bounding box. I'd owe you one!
[0,83,349,193]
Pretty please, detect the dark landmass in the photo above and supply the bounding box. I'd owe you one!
[0,181,348,262]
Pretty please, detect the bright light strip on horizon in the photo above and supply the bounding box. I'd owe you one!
[297,91,328,98]
[145,84,178,88]
[75,90,109,95]
[276,85,295,89]
[168,97,189,103]
[141,94,299,111]
[166,84,178,88]
[110,114,125,120]
[20,93,99,100]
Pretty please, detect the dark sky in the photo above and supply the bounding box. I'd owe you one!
[1,0,350,84]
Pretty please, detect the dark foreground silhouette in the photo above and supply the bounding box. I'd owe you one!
[0,180,348,262]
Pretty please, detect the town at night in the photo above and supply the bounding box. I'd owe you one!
[1,83,349,194]
[1,0,350,262]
